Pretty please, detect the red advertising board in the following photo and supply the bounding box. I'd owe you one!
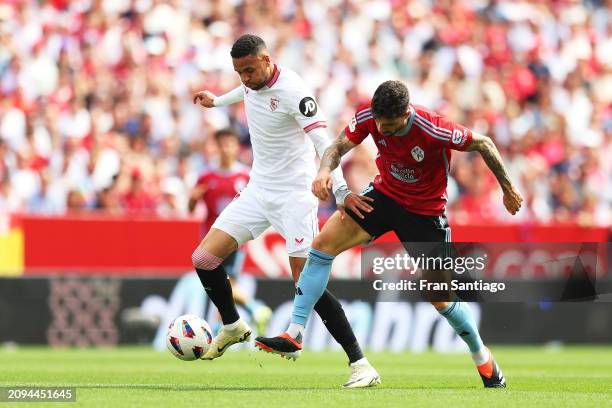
[9,214,609,277]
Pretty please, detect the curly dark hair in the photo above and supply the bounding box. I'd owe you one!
[230,34,267,58]
[371,80,410,118]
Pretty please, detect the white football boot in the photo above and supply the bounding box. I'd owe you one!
[201,319,252,360]
[342,358,381,389]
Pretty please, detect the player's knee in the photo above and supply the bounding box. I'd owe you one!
[191,246,223,271]
[311,234,337,256]
[431,301,449,311]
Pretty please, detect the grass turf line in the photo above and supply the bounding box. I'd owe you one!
[0,346,610,407]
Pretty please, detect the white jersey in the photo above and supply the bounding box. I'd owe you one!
[216,65,329,191]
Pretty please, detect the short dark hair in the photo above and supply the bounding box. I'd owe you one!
[371,80,410,118]
[215,128,239,142]
[230,34,266,58]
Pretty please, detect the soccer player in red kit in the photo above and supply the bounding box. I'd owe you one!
[256,80,523,388]
[189,129,250,237]
[188,128,271,335]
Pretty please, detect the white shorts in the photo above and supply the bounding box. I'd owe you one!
[211,184,319,257]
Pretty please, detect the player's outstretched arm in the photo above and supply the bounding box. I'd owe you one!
[467,132,523,215]
[193,86,244,108]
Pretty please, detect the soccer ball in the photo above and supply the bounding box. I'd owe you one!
[166,314,213,361]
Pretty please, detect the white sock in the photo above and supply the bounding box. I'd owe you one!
[471,347,490,365]
[286,323,304,340]
[224,319,242,331]
[351,357,369,366]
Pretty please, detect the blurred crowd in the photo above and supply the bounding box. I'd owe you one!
[0,0,610,226]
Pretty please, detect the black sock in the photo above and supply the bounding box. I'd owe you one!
[195,266,240,325]
[314,289,364,364]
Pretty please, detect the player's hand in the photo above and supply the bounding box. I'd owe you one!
[193,90,216,108]
[503,185,523,215]
[338,193,374,220]
[311,170,333,201]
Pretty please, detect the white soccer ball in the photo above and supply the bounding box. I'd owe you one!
[166,314,213,361]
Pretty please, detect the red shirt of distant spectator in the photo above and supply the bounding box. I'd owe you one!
[196,164,250,234]
[121,170,157,212]
[344,103,473,216]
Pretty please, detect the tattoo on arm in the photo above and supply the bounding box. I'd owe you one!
[468,134,512,192]
[320,132,357,172]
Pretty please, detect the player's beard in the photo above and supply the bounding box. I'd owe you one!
[246,65,274,90]
[246,80,266,90]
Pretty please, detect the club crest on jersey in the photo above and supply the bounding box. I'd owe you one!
[411,146,425,162]
[270,96,279,111]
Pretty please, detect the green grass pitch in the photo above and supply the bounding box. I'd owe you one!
[1,346,610,407]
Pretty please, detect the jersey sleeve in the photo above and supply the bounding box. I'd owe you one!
[195,173,209,188]
[343,107,371,144]
[286,85,328,133]
[213,86,244,107]
[415,109,473,151]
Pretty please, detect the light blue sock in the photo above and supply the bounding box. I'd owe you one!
[291,249,335,326]
[438,301,484,352]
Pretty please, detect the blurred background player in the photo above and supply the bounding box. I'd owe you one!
[188,128,271,336]
[191,34,379,387]
[257,80,524,388]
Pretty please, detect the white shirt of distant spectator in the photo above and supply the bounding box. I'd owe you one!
[216,65,331,192]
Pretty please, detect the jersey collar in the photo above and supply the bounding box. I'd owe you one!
[393,105,415,137]
[265,64,280,88]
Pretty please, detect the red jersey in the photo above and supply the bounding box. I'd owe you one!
[195,164,250,233]
[344,103,473,216]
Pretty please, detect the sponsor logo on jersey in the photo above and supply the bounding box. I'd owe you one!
[270,96,279,111]
[299,97,317,117]
[411,145,424,162]
[349,116,356,132]
[389,163,420,183]
[452,129,464,145]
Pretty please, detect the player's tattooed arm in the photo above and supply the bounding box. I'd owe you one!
[312,132,356,199]
[467,133,512,191]
[320,131,357,173]
[467,132,523,215]
[312,132,373,219]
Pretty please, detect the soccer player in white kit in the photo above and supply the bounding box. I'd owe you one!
[192,35,380,388]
